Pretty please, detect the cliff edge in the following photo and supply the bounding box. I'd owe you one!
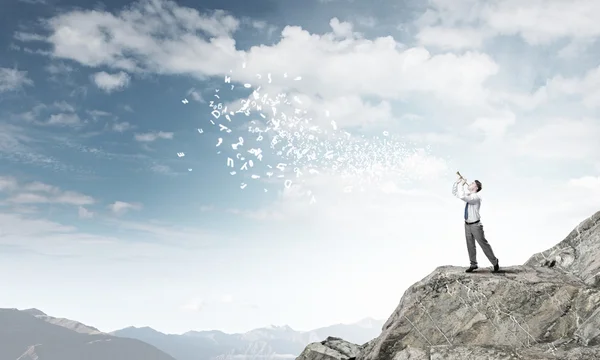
[296,210,600,360]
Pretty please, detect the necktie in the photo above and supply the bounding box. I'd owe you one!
[464,202,469,220]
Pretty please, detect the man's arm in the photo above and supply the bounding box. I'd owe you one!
[455,184,479,204]
[452,180,459,196]
[452,179,465,196]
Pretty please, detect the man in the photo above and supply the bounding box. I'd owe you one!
[452,177,500,273]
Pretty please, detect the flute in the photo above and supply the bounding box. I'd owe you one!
[456,171,467,184]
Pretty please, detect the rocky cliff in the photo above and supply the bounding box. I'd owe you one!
[296,210,600,360]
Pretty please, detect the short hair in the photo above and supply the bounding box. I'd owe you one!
[474,180,482,192]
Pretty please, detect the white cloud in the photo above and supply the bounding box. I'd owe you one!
[329,17,356,38]
[87,110,112,118]
[557,39,596,59]
[8,191,94,206]
[92,71,131,93]
[2,179,95,206]
[248,19,277,37]
[250,20,268,30]
[355,16,376,28]
[396,149,449,179]
[134,131,174,142]
[24,181,58,193]
[0,67,33,92]
[416,26,487,50]
[399,113,423,122]
[469,111,516,141]
[0,124,68,171]
[254,92,397,129]
[180,294,234,313]
[52,101,76,112]
[0,213,86,248]
[150,164,173,174]
[186,88,205,103]
[238,23,498,107]
[0,176,18,191]
[417,0,600,47]
[568,175,600,191]
[484,0,600,45]
[0,210,216,263]
[181,298,204,312]
[510,117,600,160]
[8,193,49,204]
[405,132,457,145]
[47,113,82,126]
[547,67,600,109]
[19,105,45,123]
[501,65,600,111]
[108,201,142,214]
[106,218,216,247]
[113,122,133,132]
[309,95,395,128]
[14,32,46,42]
[45,62,74,75]
[39,2,239,70]
[23,3,500,111]
[17,102,83,127]
[78,206,94,219]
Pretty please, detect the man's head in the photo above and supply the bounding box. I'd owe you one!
[468,180,482,193]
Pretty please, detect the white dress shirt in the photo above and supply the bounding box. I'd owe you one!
[452,181,481,222]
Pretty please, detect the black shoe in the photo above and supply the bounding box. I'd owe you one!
[465,265,478,273]
[493,259,500,272]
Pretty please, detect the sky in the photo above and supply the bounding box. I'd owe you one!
[1,0,600,336]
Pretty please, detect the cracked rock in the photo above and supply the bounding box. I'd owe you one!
[297,337,360,360]
[296,210,600,360]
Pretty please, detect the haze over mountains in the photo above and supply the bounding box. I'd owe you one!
[0,307,383,360]
[112,318,385,360]
[7,208,599,360]
[5,210,600,360]
[0,308,175,360]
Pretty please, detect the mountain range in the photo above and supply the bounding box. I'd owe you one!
[0,307,384,360]
[111,318,385,360]
[8,211,600,360]
[0,308,175,360]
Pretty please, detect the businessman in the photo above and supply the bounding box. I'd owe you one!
[452,178,500,273]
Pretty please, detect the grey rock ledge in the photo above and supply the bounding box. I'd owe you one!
[296,210,600,360]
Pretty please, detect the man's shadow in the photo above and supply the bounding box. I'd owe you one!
[469,268,520,275]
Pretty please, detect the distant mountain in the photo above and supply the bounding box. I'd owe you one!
[112,318,385,360]
[0,308,176,360]
[302,318,385,345]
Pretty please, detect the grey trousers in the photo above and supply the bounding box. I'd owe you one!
[465,222,498,266]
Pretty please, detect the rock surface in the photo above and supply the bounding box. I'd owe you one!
[296,210,600,360]
[525,210,600,287]
[296,337,360,360]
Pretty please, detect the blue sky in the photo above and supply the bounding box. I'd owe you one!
[1,0,600,335]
